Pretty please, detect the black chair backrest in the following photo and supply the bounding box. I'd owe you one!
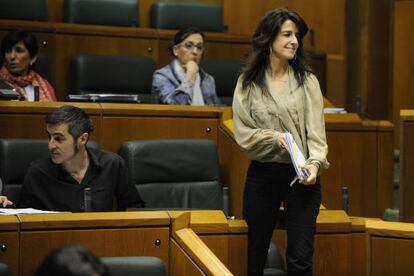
[0,139,48,205]
[101,256,165,276]
[0,0,48,21]
[0,138,99,205]
[200,59,245,106]
[33,52,54,86]
[119,139,223,210]
[150,2,224,32]
[0,262,11,276]
[64,0,139,27]
[70,54,156,101]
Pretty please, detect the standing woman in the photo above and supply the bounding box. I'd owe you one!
[232,8,329,276]
[0,30,56,101]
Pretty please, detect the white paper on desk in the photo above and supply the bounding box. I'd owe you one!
[0,208,65,215]
[284,133,309,184]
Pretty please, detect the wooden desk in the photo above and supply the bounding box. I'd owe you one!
[366,220,414,275]
[273,210,352,276]
[0,210,248,276]
[18,211,170,276]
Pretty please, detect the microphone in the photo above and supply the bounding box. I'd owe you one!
[34,86,39,101]
[83,187,92,212]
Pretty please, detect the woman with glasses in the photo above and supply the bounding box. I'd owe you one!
[152,27,219,105]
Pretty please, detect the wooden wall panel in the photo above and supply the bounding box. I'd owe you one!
[313,234,351,276]
[100,117,218,152]
[169,239,205,276]
[346,0,392,119]
[400,120,414,222]
[227,234,247,276]
[47,0,65,22]
[351,232,367,276]
[322,131,363,214]
[370,237,414,276]
[393,1,414,148]
[20,228,170,276]
[327,55,346,108]
[0,114,102,142]
[0,232,19,276]
[218,125,250,219]
[199,235,229,268]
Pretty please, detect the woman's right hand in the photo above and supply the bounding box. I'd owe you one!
[276,132,287,150]
[184,60,199,81]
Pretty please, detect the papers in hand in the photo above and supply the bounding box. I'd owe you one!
[0,208,65,215]
[284,133,309,183]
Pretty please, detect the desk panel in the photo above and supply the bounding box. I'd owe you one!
[0,216,19,276]
[20,227,169,276]
[101,117,218,152]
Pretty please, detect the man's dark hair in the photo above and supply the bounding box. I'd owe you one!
[1,30,38,60]
[45,106,94,140]
[34,245,108,276]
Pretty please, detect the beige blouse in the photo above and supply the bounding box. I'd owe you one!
[232,68,330,171]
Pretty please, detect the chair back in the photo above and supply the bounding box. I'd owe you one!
[119,139,223,210]
[64,0,139,27]
[0,0,48,21]
[70,54,156,102]
[33,52,54,86]
[0,262,11,276]
[101,256,165,276]
[0,139,48,204]
[200,59,245,106]
[151,2,224,32]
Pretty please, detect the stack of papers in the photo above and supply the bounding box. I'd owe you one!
[284,133,309,181]
[323,107,347,114]
[0,208,65,215]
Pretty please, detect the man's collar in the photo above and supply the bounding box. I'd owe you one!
[85,146,102,171]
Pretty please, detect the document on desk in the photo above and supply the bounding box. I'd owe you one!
[0,208,66,215]
[284,132,309,185]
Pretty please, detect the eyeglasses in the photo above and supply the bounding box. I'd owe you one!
[179,42,205,52]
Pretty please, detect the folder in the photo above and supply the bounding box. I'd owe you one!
[284,132,309,180]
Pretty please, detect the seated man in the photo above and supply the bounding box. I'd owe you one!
[0,105,145,212]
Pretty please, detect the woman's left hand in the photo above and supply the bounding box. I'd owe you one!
[299,164,318,185]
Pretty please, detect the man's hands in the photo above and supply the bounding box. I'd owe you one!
[0,196,13,207]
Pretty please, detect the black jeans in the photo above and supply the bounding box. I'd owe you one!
[243,161,321,276]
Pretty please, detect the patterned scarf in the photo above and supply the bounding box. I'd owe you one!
[0,65,56,101]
